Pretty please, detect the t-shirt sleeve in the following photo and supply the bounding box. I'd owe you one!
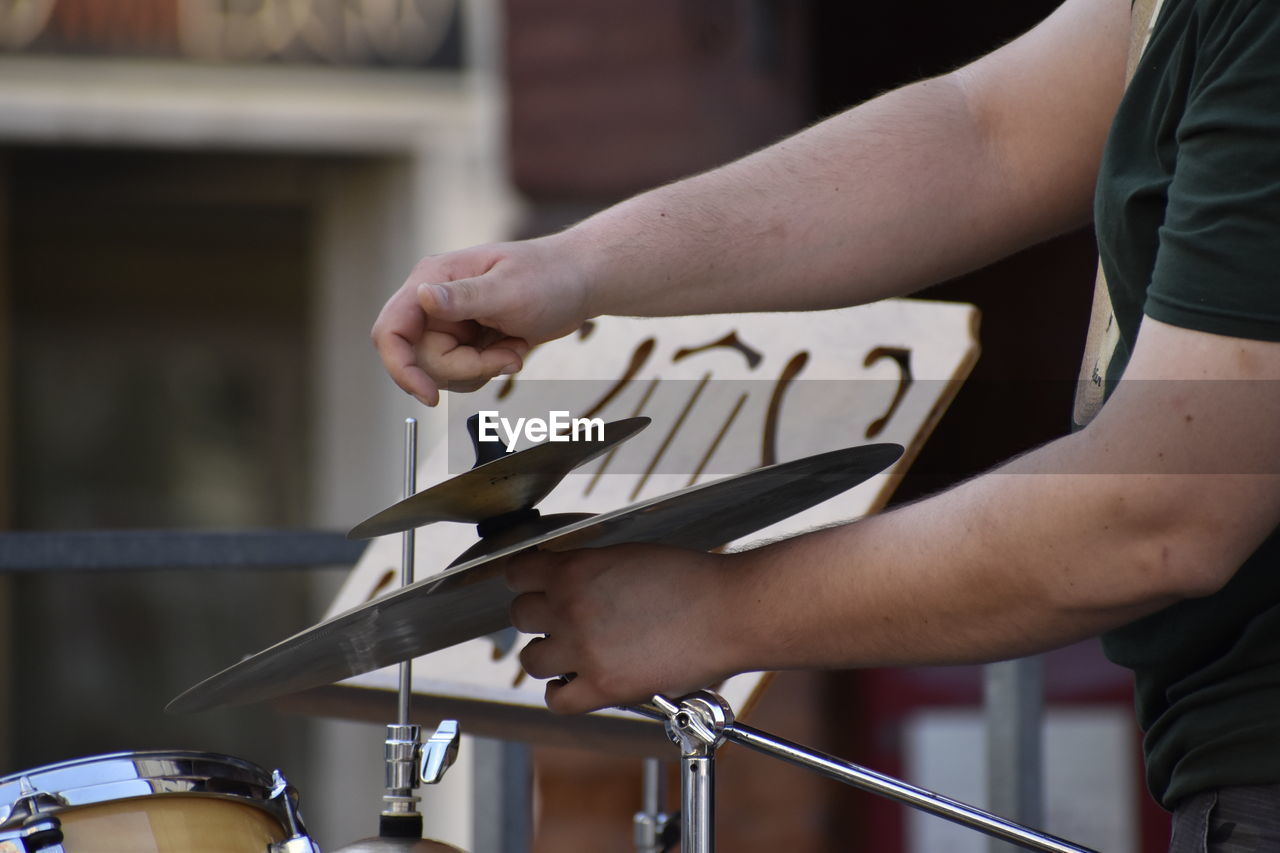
[1145,0,1280,340]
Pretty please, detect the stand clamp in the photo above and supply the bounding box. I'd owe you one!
[635,689,1099,853]
[649,692,734,853]
[379,720,461,838]
[654,693,732,757]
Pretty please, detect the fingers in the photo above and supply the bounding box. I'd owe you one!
[518,636,611,714]
[509,592,552,634]
[371,250,532,406]
[505,547,669,715]
[518,633,573,679]
[375,331,441,406]
[375,238,597,405]
[508,551,612,713]
[417,280,473,323]
[545,676,611,715]
[418,330,526,392]
[371,286,440,406]
[419,277,516,327]
[411,281,530,391]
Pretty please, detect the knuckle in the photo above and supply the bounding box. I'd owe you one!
[450,278,477,306]
[560,594,588,626]
[517,642,540,674]
[559,551,588,578]
[411,254,438,277]
[508,596,527,630]
[546,682,583,715]
[591,665,621,699]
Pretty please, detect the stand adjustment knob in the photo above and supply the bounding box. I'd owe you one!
[420,720,461,785]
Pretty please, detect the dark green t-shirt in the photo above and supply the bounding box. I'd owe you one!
[1095,0,1280,809]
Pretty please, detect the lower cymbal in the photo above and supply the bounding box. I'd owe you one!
[168,443,903,714]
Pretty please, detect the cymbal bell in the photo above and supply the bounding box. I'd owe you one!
[347,417,650,539]
[446,512,594,567]
[168,443,902,715]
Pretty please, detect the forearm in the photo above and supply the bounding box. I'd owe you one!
[563,65,1108,320]
[708,317,1280,675]
[559,75,1041,318]
[551,0,1124,321]
[727,432,1261,673]
[506,321,1280,715]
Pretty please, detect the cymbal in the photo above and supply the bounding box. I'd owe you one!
[168,443,903,714]
[332,837,464,852]
[347,417,650,539]
[445,512,594,567]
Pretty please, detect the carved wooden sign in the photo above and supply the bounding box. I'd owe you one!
[0,0,461,67]
[307,300,978,752]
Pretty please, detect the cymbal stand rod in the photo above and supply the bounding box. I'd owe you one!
[723,722,1094,853]
[683,754,713,853]
[633,758,672,853]
[398,417,418,726]
[379,418,424,838]
[635,691,1097,853]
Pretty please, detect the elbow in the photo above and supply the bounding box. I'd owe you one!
[1052,482,1246,614]
[1049,530,1232,617]
[1128,532,1236,602]
[1109,481,1256,604]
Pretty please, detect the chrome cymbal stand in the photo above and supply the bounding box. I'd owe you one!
[633,758,673,853]
[373,420,462,842]
[632,690,1098,853]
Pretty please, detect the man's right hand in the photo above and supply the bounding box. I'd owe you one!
[372,0,1124,407]
[372,236,593,406]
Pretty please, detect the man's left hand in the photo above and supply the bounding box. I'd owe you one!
[504,543,745,714]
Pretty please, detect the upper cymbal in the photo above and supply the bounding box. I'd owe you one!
[347,417,650,539]
[168,442,903,714]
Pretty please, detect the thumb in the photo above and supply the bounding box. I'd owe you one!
[418,278,488,322]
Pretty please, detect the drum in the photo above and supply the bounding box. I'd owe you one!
[0,751,313,852]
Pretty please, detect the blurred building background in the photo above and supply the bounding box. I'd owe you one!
[0,1,1167,851]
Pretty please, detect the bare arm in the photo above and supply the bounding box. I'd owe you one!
[568,0,1128,316]
[731,324,1280,671]
[373,0,1128,403]
[507,318,1280,711]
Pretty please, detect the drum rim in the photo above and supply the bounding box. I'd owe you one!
[0,749,282,829]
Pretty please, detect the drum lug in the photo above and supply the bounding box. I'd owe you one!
[267,770,321,853]
[0,815,65,853]
[0,778,67,833]
[268,840,322,853]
